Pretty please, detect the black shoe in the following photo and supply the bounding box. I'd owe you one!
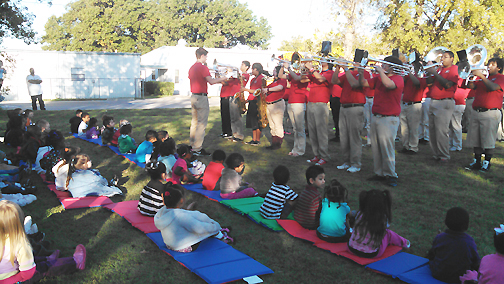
[245,140,260,146]
[367,175,387,181]
[479,160,490,172]
[418,139,429,145]
[220,133,232,139]
[245,140,255,145]
[329,137,340,142]
[386,176,398,187]
[193,148,211,156]
[232,137,243,143]
[465,159,481,171]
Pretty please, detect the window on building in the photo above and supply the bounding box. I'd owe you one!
[71,68,85,81]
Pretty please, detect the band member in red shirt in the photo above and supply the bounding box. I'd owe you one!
[302,60,334,166]
[449,78,470,151]
[358,56,405,187]
[228,61,250,143]
[399,71,427,154]
[241,63,265,146]
[262,66,288,150]
[465,58,504,172]
[425,51,459,162]
[188,47,227,156]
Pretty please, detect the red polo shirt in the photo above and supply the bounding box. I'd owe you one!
[370,75,404,116]
[220,78,240,98]
[188,62,211,93]
[339,70,368,104]
[428,65,459,100]
[287,73,308,103]
[247,74,264,101]
[467,88,476,99]
[265,79,287,102]
[307,70,333,103]
[453,79,470,105]
[472,74,504,109]
[403,76,427,103]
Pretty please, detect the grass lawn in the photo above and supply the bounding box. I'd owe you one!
[1,107,503,284]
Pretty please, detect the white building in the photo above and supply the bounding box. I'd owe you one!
[141,41,285,97]
[1,50,141,101]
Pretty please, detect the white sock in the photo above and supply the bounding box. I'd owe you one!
[214,231,224,239]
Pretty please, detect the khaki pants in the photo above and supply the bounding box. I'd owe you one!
[467,109,501,149]
[339,106,364,168]
[449,105,466,150]
[363,97,374,144]
[307,102,330,160]
[429,99,455,159]
[266,100,285,138]
[419,98,431,140]
[400,102,422,152]
[287,103,306,155]
[370,115,399,178]
[190,94,209,151]
[229,97,244,140]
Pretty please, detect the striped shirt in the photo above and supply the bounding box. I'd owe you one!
[260,183,298,219]
[293,185,322,229]
[138,180,165,217]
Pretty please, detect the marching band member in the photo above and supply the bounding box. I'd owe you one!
[241,63,265,146]
[465,58,504,172]
[229,61,251,143]
[279,59,309,156]
[303,60,334,166]
[418,87,431,144]
[263,66,288,150]
[331,61,370,173]
[188,47,227,156]
[219,70,237,139]
[358,56,404,187]
[330,72,342,143]
[449,78,470,151]
[399,70,427,154]
[363,74,375,147]
[425,51,459,162]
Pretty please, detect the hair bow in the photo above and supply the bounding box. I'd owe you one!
[164,191,170,197]
[495,224,504,235]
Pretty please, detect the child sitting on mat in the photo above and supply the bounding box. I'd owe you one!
[428,207,480,283]
[52,147,80,191]
[118,124,136,154]
[85,118,100,139]
[39,130,65,182]
[158,138,177,178]
[460,224,504,283]
[152,130,169,158]
[136,130,157,163]
[77,112,90,137]
[259,165,297,219]
[63,154,122,198]
[171,144,201,185]
[154,184,233,253]
[347,189,410,258]
[218,153,257,199]
[0,200,86,283]
[294,165,324,229]
[69,109,83,134]
[101,116,115,146]
[111,120,133,147]
[201,150,226,191]
[138,161,167,217]
[316,179,351,243]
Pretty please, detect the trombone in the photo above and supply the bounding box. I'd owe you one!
[359,51,410,76]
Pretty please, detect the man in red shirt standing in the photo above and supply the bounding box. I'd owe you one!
[188,48,227,156]
[332,63,369,173]
[465,58,504,172]
[303,61,334,166]
[399,71,427,154]
[228,61,250,143]
[358,56,405,187]
[425,51,459,162]
[449,78,470,151]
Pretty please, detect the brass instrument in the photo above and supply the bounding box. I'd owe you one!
[234,74,247,114]
[360,51,411,76]
[254,76,269,129]
[459,44,488,82]
[212,59,239,78]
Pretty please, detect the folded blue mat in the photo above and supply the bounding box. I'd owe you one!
[397,264,449,284]
[182,183,227,202]
[146,232,273,284]
[365,252,429,278]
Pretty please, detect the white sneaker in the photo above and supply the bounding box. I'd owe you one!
[347,166,361,173]
[337,163,350,170]
[449,146,461,151]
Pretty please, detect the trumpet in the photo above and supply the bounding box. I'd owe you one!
[313,55,355,68]
[359,52,410,76]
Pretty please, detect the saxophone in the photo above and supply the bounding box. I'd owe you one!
[234,74,247,114]
[254,75,269,129]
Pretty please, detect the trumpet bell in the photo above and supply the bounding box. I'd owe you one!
[466,44,487,69]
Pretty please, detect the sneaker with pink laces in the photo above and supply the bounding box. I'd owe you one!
[307,156,320,163]
[315,159,327,166]
[73,244,86,270]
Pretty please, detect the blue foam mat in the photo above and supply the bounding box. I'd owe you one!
[146,232,273,284]
[182,183,227,202]
[73,134,145,168]
[397,264,449,284]
[365,252,429,278]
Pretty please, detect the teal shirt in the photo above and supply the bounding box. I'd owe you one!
[317,199,350,237]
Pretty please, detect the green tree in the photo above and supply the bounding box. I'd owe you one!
[42,0,272,53]
[378,0,504,58]
[279,32,345,57]
[0,0,50,44]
